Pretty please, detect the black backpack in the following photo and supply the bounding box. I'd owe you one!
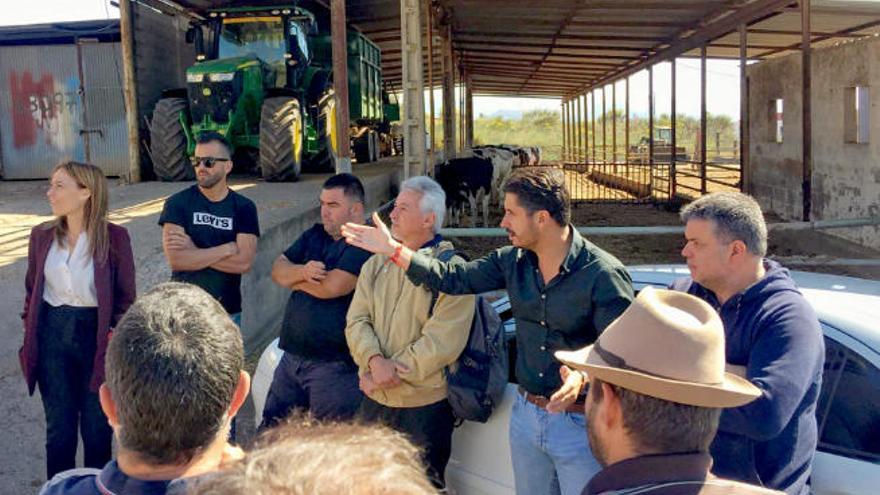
[430,250,508,423]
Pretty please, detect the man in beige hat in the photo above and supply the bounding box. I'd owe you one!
[556,287,781,495]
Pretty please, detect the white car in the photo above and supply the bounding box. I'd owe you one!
[251,265,880,495]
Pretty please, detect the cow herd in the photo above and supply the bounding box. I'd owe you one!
[435,145,542,227]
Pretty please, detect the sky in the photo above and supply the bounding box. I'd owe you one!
[0,0,118,26]
[467,58,743,119]
[2,0,811,120]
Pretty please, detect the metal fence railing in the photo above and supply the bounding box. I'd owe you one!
[554,153,741,205]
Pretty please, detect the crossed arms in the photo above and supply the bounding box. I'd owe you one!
[162,223,257,274]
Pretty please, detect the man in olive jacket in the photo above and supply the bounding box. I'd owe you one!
[346,176,474,488]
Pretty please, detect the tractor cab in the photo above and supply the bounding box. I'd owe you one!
[655,126,672,144]
[182,8,315,144]
[204,8,315,88]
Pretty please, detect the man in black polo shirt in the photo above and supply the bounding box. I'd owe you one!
[261,174,372,425]
[342,168,634,495]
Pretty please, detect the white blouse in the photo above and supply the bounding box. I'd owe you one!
[42,233,98,308]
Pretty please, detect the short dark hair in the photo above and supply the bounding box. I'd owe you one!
[591,377,721,454]
[680,192,767,256]
[503,168,570,226]
[105,282,243,465]
[196,131,232,157]
[323,173,365,204]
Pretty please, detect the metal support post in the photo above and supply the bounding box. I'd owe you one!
[572,96,584,163]
[465,76,474,149]
[120,0,141,183]
[581,92,588,164]
[700,46,708,195]
[401,0,426,177]
[740,23,750,194]
[441,20,456,159]
[625,77,630,171]
[591,91,597,165]
[649,65,655,197]
[801,0,812,220]
[671,59,677,201]
[426,0,435,174]
[612,82,617,172]
[601,87,607,164]
[562,99,568,162]
[331,0,352,173]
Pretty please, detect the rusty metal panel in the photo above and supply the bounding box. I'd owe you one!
[79,42,129,177]
[0,44,83,179]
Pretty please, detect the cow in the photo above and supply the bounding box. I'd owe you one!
[435,157,494,227]
[472,147,514,209]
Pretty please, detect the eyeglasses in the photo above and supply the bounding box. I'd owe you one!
[190,156,230,169]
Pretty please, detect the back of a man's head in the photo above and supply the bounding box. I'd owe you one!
[187,418,438,495]
[591,377,721,457]
[105,282,244,465]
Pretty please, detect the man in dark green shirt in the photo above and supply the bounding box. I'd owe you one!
[342,168,633,495]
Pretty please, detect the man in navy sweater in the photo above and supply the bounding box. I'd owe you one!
[670,192,824,495]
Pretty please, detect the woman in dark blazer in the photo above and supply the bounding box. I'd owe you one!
[20,161,136,479]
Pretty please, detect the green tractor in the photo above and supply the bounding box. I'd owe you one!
[149,5,399,182]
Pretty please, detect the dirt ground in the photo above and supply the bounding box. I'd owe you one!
[0,173,350,492]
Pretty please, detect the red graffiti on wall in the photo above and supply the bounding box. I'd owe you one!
[8,71,79,149]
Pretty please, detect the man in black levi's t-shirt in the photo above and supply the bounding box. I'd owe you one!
[260,174,372,426]
[158,132,260,317]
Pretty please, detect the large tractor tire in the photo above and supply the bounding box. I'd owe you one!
[260,97,303,182]
[308,88,339,173]
[150,98,193,181]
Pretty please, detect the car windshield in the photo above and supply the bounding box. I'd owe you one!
[219,17,285,64]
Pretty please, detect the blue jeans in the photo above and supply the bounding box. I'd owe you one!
[509,392,601,495]
[261,352,363,427]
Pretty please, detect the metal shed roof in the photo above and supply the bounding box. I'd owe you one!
[0,19,120,46]
[139,0,880,98]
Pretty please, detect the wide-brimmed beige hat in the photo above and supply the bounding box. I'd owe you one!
[555,287,761,408]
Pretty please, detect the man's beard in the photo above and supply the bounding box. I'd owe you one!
[587,407,609,467]
[323,222,342,239]
[198,171,223,189]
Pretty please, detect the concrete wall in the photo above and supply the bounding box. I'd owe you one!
[239,165,398,364]
[748,37,880,249]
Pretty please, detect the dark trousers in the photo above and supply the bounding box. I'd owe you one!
[36,303,112,479]
[260,352,363,428]
[358,396,455,488]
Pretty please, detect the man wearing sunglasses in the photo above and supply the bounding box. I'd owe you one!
[158,131,260,332]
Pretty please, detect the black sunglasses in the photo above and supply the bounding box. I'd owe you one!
[190,156,230,169]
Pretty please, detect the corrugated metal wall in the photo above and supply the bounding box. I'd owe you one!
[80,42,129,177]
[0,42,128,179]
[0,44,84,178]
